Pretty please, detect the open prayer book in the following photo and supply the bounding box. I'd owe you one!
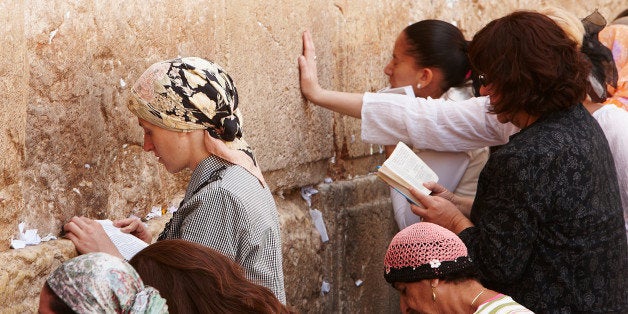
[96,219,148,260]
[376,142,438,207]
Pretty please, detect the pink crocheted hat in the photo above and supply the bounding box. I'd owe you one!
[384,222,475,283]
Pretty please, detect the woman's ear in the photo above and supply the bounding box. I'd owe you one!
[416,67,434,88]
[184,129,209,152]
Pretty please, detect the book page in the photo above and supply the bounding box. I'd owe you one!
[376,171,422,207]
[96,219,148,260]
[382,142,438,195]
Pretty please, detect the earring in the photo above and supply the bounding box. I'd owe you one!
[431,286,436,302]
[417,83,422,89]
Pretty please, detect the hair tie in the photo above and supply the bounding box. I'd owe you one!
[464,70,472,81]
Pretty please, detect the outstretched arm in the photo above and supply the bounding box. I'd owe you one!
[298,30,364,118]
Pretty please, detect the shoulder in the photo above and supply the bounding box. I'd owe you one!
[362,92,419,108]
[181,166,277,227]
[511,106,600,148]
[488,107,613,177]
[191,157,264,194]
[194,164,277,213]
[192,164,258,198]
[219,165,270,196]
[593,104,628,125]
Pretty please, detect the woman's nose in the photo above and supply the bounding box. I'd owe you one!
[384,61,393,76]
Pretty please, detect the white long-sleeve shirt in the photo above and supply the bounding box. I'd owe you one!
[592,104,628,231]
[361,93,519,151]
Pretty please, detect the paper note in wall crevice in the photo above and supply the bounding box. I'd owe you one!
[309,209,329,243]
[11,222,42,249]
[321,280,331,295]
[301,186,319,208]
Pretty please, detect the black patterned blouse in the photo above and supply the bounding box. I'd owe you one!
[459,104,628,313]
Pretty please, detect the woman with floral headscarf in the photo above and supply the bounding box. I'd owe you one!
[63,57,286,303]
[39,252,168,313]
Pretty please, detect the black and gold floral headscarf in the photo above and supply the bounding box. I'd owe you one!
[128,57,265,186]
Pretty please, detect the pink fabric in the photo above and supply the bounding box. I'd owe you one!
[599,25,628,110]
[479,293,505,306]
[384,222,468,269]
[203,133,266,187]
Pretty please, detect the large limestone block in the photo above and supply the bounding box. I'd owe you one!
[0,240,76,313]
[310,174,400,313]
[0,0,27,250]
[275,192,328,312]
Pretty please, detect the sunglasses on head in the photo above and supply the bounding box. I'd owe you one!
[478,73,488,87]
[471,72,488,97]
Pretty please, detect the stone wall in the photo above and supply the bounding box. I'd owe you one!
[0,0,623,312]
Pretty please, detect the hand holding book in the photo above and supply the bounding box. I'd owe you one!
[376,142,438,207]
[96,219,149,260]
[409,186,475,234]
[376,142,474,233]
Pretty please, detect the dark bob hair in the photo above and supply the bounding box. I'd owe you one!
[468,11,589,116]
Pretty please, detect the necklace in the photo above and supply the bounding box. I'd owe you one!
[471,288,487,307]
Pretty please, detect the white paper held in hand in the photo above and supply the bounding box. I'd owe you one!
[376,142,439,207]
[96,219,148,260]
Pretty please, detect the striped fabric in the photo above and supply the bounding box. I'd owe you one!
[157,155,286,303]
[475,294,533,314]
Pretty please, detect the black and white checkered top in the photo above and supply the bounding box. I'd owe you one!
[157,155,286,303]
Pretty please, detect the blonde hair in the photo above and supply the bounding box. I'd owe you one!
[539,6,585,48]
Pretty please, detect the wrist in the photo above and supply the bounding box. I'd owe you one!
[110,249,125,260]
[303,84,324,104]
[453,196,473,213]
[451,215,474,234]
